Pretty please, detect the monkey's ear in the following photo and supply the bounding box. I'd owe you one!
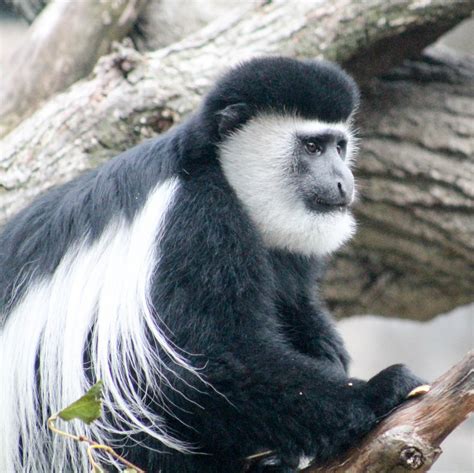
[216,103,250,138]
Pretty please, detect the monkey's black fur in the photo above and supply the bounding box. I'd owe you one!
[0,57,423,472]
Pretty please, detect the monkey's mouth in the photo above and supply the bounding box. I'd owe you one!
[305,196,351,214]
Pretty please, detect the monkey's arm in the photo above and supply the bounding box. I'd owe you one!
[276,297,350,373]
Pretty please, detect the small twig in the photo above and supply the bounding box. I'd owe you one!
[87,444,106,472]
[244,450,274,461]
[47,415,145,473]
[87,443,145,472]
[86,443,145,473]
[47,415,81,442]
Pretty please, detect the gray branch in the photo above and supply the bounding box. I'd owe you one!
[0,0,148,136]
[0,0,472,319]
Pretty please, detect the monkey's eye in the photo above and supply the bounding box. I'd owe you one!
[305,141,323,156]
[336,140,347,156]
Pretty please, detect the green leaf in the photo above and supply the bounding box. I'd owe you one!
[58,381,103,424]
[122,469,138,473]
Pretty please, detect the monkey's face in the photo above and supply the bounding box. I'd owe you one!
[218,114,357,256]
[291,120,356,214]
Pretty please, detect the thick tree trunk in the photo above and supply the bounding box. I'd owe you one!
[0,0,147,136]
[325,46,474,319]
[0,0,472,320]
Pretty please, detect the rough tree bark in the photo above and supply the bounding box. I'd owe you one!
[0,0,148,136]
[0,0,473,321]
[133,0,247,51]
[8,0,244,52]
[325,46,474,319]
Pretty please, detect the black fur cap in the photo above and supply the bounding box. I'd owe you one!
[201,56,360,139]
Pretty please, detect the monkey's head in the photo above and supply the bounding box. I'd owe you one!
[204,56,359,256]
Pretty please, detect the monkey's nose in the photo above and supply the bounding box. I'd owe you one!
[336,180,353,205]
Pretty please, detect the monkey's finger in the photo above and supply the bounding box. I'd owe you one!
[407,384,431,398]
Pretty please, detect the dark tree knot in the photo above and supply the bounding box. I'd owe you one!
[399,446,424,469]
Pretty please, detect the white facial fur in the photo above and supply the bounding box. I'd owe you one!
[219,114,358,256]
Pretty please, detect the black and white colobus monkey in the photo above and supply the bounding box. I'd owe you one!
[0,57,424,473]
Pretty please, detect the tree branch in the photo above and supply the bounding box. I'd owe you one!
[0,0,472,319]
[0,0,147,136]
[306,351,474,472]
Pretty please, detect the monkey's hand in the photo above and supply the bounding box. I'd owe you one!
[364,364,429,419]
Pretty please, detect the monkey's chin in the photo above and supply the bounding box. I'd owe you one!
[260,208,356,257]
[304,210,356,256]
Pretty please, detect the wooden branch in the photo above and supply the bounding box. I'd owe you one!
[10,0,253,52]
[0,0,472,319]
[0,0,148,136]
[133,0,247,51]
[305,351,474,472]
